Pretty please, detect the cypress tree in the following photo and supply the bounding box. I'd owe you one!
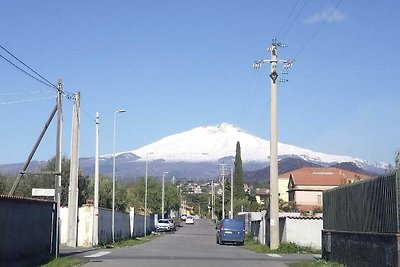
[234,141,245,199]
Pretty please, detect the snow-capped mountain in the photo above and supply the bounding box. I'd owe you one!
[1,123,387,180]
[123,123,387,172]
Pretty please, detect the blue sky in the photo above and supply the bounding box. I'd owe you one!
[0,1,399,165]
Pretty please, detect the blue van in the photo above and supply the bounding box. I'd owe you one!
[216,219,245,245]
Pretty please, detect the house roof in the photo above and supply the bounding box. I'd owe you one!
[279,167,370,186]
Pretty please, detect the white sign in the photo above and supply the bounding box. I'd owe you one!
[32,188,55,197]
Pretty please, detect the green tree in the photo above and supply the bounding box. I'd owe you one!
[125,177,179,215]
[234,141,245,199]
[11,156,91,206]
[93,175,129,212]
[0,173,12,194]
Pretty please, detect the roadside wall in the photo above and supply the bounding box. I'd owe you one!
[322,171,400,266]
[246,211,323,249]
[0,195,56,267]
[322,230,400,267]
[61,206,155,247]
[284,217,322,249]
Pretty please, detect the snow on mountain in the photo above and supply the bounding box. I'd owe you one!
[124,123,387,170]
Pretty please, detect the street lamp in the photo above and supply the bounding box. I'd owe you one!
[144,152,154,237]
[162,171,168,219]
[112,109,126,243]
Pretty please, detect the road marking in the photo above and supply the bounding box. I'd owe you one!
[267,254,282,258]
[84,251,111,258]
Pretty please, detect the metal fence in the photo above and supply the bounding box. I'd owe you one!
[0,195,56,267]
[323,170,399,233]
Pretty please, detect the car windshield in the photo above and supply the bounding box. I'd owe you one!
[158,219,169,223]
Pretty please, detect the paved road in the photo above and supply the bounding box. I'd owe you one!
[76,219,316,267]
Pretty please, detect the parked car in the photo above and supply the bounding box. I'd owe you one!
[181,214,187,221]
[185,216,194,224]
[168,218,176,231]
[156,219,171,232]
[216,219,245,245]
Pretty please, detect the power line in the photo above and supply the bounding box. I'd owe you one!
[0,54,55,89]
[0,90,55,97]
[0,44,57,89]
[279,0,309,40]
[294,0,343,59]
[275,0,301,39]
[0,96,55,106]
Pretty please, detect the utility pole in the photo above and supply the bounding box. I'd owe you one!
[219,164,227,219]
[55,79,63,258]
[253,39,294,249]
[211,180,214,220]
[230,167,234,219]
[93,112,100,246]
[67,92,80,247]
[162,172,168,219]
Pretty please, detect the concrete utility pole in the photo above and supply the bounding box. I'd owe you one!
[253,39,294,249]
[55,79,63,258]
[211,180,214,220]
[67,92,80,247]
[230,167,234,219]
[8,105,57,196]
[144,152,154,237]
[219,164,227,219]
[162,172,168,219]
[93,112,100,246]
[112,109,126,243]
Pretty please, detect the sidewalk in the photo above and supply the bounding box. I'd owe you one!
[59,245,98,257]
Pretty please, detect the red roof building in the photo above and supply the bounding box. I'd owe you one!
[278,167,370,212]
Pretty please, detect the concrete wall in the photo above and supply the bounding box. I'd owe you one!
[0,196,56,267]
[61,206,156,247]
[284,217,322,249]
[247,211,323,249]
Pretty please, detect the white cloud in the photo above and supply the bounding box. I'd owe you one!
[304,7,345,24]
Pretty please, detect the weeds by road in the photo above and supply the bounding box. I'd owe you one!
[243,236,344,267]
[244,236,319,254]
[39,257,87,267]
[288,259,345,267]
[40,233,162,267]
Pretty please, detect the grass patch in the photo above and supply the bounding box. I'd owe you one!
[98,232,162,249]
[42,233,162,266]
[244,235,319,254]
[39,257,87,267]
[288,259,345,267]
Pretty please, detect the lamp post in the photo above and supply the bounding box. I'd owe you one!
[144,152,154,237]
[162,171,168,219]
[112,109,126,243]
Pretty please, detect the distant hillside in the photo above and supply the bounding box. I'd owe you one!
[329,161,379,177]
[244,157,378,185]
[244,157,321,184]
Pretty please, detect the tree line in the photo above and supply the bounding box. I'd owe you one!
[0,156,180,215]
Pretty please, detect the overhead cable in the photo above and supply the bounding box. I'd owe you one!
[0,44,57,89]
[0,96,56,106]
[294,0,343,59]
[275,0,301,39]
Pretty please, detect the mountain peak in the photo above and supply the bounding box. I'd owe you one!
[123,123,387,174]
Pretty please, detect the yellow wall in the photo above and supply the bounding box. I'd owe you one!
[278,178,289,202]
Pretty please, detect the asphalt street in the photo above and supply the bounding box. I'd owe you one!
[73,218,317,267]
